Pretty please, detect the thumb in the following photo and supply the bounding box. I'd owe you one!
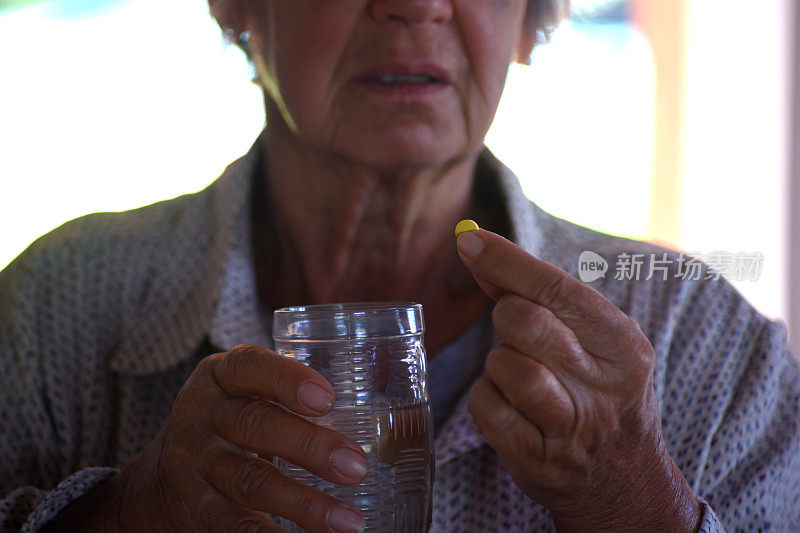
[454,220,507,301]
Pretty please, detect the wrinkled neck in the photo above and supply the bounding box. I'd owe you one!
[255,116,480,308]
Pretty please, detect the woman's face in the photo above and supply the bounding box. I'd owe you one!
[216,0,532,170]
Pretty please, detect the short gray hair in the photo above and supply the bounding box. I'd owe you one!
[526,0,571,42]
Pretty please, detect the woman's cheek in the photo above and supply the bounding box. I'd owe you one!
[274,11,356,129]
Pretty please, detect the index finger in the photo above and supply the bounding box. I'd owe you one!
[455,224,643,359]
[206,344,335,417]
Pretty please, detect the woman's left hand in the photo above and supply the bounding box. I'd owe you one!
[456,227,702,532]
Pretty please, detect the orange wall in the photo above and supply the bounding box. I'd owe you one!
[632,0,687,249]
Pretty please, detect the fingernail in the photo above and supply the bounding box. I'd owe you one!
[327,506,365,533]
[457,230,483,259]
[331,447,369,480]
[298,382,333,413]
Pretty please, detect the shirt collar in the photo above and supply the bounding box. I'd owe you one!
[480,147,544,257]
[207,163,273,352]
[109,132,263,374]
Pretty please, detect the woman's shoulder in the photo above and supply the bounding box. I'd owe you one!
[6,190,202,280]
[0,174,236,331]
[5,150,255,281]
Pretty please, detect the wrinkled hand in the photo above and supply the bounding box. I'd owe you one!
[456,226,701,532]
[106,345,368,533]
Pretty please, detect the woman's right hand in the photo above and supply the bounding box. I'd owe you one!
[107,344,369,533]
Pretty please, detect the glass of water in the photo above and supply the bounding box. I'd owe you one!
[272,302,434,532]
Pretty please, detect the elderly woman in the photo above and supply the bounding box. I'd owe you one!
[1,0,798,531]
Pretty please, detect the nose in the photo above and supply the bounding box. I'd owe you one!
[369,0,453,25]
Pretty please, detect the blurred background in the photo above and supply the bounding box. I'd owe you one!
[0,0,798,349]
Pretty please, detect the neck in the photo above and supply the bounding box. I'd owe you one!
[259,117,481,303]
[252,106,496,356]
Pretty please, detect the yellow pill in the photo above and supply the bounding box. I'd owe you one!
[454,219,480,236]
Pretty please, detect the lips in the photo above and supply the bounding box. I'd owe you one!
[357,62,452,85]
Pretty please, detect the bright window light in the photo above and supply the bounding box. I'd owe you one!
[0,0,264,269]
[487,20,655,240]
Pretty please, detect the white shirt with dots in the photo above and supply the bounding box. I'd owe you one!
[1,133,798,532]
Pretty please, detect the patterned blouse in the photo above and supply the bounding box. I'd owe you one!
[1,132,798,532]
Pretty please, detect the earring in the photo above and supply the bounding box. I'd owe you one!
[222,27,251,53]
[237,31,251,54]
[522,56,532,66]
[537,27,556,45]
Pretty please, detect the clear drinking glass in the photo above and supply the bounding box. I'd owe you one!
[272,302,434,532]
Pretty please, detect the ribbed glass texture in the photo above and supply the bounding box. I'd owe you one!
[273,303,434,532]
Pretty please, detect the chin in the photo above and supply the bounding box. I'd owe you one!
[342,130,464,171]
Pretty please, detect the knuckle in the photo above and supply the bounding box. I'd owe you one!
[491,298,503,327]
[466,386,480,416]
[485,244,514,273]
[466,397,479,421]
[537,462,572,493]
[494,296,549,349]
[195,353,216,376]
[491,405,519,436]
[623,316,645,341]
[197,446,220,482]
[176,365,213,408]
[467,377,490,418]
[492,293,516,321]
[558,339,589,375]
[270,358,293,395]
[466,395,476,419]
[494,294,532,326]
[293,490,329,524]
[295,425,321,463]
[624,319,656,370]
[232,400,271,445]
[157,446,183,485]
[185,356,225,404]
[636,337,656,366]
[536,274,570,309]
[226,344,256,373]
[540,369,563,398]
[517,365,551,407]
[519,307,552,347]
[230,461,273,503]
[483,346,505,381]
[206,346,253,392]
[233,516,269,533]
[507,423,539,459]
[155,457,175,498]
[155,448,191,511]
